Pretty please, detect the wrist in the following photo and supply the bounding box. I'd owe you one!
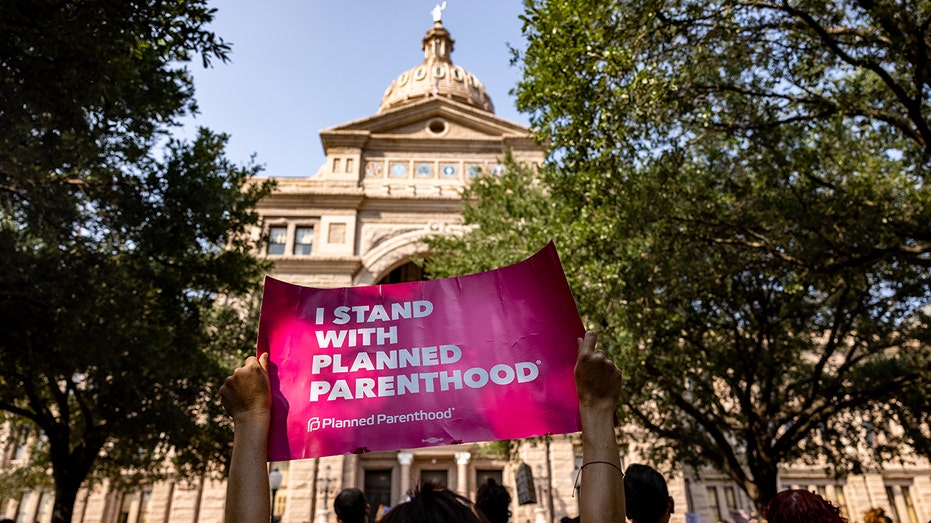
[232,408,271,428]
[579,402,617,417]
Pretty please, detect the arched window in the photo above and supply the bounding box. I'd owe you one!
[377,261,425,284]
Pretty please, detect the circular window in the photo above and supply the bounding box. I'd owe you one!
[428,119,447,135]
[390,163,408,177]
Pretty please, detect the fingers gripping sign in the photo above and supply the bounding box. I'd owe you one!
[221,353,274,523]
[220,353,272,425]
[574,331,622,412]
[574,331,627,522]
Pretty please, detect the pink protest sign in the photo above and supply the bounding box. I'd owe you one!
[257,241,584,460]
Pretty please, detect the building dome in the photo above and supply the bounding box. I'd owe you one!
[378,21,495,114]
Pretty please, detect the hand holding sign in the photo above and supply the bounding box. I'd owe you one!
[257,241,585,460]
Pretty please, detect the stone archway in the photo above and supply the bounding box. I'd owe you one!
[376,261,425,284]
[355,228,433,286]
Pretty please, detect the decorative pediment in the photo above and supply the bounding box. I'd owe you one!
[320,97,530,152]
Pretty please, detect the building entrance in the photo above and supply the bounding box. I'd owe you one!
[364,469,392,523]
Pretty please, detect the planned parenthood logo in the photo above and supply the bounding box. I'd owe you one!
[307,407,456,432]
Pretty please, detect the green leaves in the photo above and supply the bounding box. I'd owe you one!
[441,0,931,511]
[0,2,267,521]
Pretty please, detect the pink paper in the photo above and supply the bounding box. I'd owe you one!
[256,241,584,460]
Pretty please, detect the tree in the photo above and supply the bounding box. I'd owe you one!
[427,0,931,511]
[0,2,273,521]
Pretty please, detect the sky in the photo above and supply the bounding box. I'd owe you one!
[176,1,531,177]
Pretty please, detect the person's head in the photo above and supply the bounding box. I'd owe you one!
[864,508,892,523]
[474,478,511,523]
[334,487,369,523]
[623,464,674,523]
[379,481,483,523]
[764,489,846,523]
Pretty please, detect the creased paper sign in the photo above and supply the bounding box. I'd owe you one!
[257,241,584,460]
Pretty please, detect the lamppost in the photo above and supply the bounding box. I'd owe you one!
[534,465,549,523]
[314,465,334,523]
[268,468,283,523]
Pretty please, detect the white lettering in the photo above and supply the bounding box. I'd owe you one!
[309,381,330,401]
[464,367,489,388]
[490,364,516,385]
[413,300,433,317]
[311,355,331,374]
[516,362,539,382]
[307,361,541,401]
[333,306,351,324]
[315,329,347,348]
[421,346,438,365]
[439,370,462,390]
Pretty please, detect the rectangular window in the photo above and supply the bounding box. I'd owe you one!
[724,486,737,511]
[272,493,287,521]
[117,492,133,523]
[138,489,153,523]
[16,491,32,523]
[421,469,449,488]
[293,227,313,255]
[476,470,504,489]
[901,486,919,523]
[12,428,29,461]
[267,226,287,255]
[706,487,721,522]
[365,469,392,523]
[885,486,902,523]
[835,484,849,520]
[36,492,52,523]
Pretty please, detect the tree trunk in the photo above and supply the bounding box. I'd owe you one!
[48,429,102,523]
[748,462,780,515]
[51,479,79,523]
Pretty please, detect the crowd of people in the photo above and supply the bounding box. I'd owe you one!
[219,331,880,523]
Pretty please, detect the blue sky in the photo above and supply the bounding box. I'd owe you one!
[176,1,530,177]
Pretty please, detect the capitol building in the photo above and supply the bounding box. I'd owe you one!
[3,10,930,523]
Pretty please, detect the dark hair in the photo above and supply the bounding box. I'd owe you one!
[380,481,482,523]
[474,478,511,523]
[624,464,669,523]
[334,488,368,523]
[764,489,846,523]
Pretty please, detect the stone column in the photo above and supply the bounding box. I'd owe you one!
[455,452,471,496]
[397,452,414,503]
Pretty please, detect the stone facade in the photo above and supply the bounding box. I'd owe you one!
[3,14,930,523]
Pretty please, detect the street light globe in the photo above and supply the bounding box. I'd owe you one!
[269,468,283,491]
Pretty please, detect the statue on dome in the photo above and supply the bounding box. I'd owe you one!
[432,1,447,22]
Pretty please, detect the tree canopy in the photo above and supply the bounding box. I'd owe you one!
[426,0,931,511]
[0,2,272,522]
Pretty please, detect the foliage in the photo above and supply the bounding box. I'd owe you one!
[424,152,564,276]
[428,0,931,511]
[0,2,273,522]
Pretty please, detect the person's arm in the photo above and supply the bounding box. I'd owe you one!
[574,331,625,523]
[220,353,272,523]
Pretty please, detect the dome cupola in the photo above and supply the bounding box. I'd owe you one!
[378,14,494,114]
